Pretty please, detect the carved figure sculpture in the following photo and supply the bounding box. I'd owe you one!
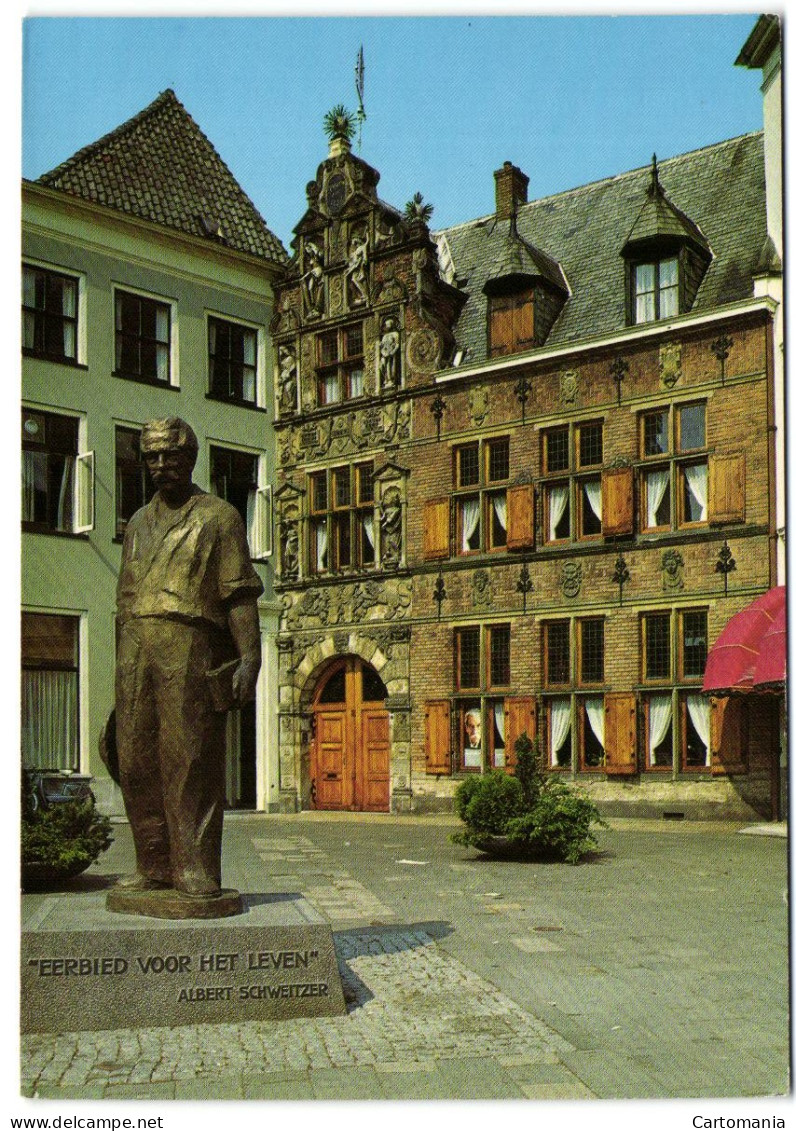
[281,517,300,581]
[113,418,263,915]
[278,345,297,416]
[346,231,369,306]
[380,488,402,566]
[302,241,324,314]
[379,318,401,388]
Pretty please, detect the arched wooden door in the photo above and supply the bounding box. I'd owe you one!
[311,657,390,812]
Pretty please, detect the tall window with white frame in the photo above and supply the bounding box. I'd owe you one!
[114,290,171,385]
[115,426,156,540]
[453,436,509,555]
[22,612,80,771]
[542,616,607,770]
[208,316,258,406]
[454,623,511,771]
[633,256,679,324]
[640,402,707,532]
[22,409,77,534]
[209,446,260,558]
[641,608,710,771]
[541,420,603,545]
[22,264,79,363]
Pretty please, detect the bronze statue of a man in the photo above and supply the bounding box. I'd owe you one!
[113,418,263,911]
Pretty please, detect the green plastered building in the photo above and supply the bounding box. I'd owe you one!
[22,90,287,813]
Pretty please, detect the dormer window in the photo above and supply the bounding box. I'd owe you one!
[633,256,679,323]
[488,288,534,357]
[622,157,711,328]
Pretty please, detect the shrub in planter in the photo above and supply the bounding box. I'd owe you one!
[451,733,606,864]
[22,796,113,891]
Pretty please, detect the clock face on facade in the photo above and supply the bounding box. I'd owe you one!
[325,173,347,216]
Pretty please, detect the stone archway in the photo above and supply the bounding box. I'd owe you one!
[309,655,390,812]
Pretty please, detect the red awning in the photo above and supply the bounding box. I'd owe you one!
[702,587,786,694]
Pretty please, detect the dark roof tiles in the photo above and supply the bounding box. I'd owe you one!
[440,132,766,365]
[36,89,287,266]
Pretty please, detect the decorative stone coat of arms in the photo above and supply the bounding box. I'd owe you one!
[468,385,490,427]
[560,369,579,406]
[561,561,583,598]
[661,549,685,591]
[659,341,682,389]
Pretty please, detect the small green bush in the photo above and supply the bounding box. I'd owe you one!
[451,733,606,864]
[22,798,113,889]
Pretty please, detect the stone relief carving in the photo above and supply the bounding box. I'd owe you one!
[560,369,579,406]
[472,569,494,608]
[351,578,412,623]
[379,317,401,390]
[661,549,685,592]
[328,274,344,317]
[375,276,406,305]
[277,344,297,417]
[380,487,403,567]
[561,561,583,598]
[279,400,412,467]
[281,578,412,633]
[280,506,300,582]
[659,342,682,389]
[345,230,370,307]
[302,240,325,318]
[468,385,490,427]
[407,328,441,374]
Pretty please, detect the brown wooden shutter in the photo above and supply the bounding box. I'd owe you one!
[603,692,637,774]
[515,291,535,346]
[506,484,535,551]
[423,498,450,560]
[489,295,513,357]
[425,700,452,775]
[503,696,537,773]
[601,467,634,536]
[709,454,746,525]
[710,695,747,774]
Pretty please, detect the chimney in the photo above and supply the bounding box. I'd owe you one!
[494,162,529,221]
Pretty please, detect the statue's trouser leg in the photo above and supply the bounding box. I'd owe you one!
[117,618,227,894]
[116,619,172,885]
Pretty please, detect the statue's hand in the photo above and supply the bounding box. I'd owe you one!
[232,656,260,705]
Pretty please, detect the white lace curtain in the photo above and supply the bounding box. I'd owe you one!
[493,701,506,767]
[242,331,256,403]
[686,694,711,758]
[22,451,74,531]
[584,697,605,751]
[684,463,708,521]
[548,484,569,540]
[492,493,507,536]
[583,480,602,524]
[155,307,169,383]
[315,519,328,570]
[646,468,670,527]
[550,699,572,764]
[363,513,375,551]
[462,497,480,551]
[22,670,78,769]
[648,694,672,765]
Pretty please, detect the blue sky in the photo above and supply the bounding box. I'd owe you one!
[21,13,765,251]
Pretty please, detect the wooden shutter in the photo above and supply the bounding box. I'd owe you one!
[710,696,747,774]
[424,700,452,775]
[503,697,537,773]
[423,498,450,560]
[489,295,513,357]
[601,467,634,536]
[506,484,535,551]
[515,291,535,346]
[603,692,637,774]
[709,454,745,525]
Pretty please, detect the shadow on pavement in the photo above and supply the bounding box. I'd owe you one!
[332,920,454,1012]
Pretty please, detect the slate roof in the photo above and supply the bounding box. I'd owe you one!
[440,132,767,366]
[35,89,287,266]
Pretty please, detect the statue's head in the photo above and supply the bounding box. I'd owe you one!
[140,418,198,501]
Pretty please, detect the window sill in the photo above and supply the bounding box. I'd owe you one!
[205,393,267,414]
[113,371,179,391]
[23,350,87,370]
[22,526,90,540]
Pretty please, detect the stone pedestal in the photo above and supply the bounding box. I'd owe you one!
[22,891,346,1033]
[106,886,243,919]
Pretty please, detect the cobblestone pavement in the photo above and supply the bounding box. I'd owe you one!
[20,813,790,1102]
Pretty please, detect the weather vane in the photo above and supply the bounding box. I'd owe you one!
[355,45,366,151]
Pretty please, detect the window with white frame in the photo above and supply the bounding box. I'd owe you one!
[22,264,79,363]
[454,623,511,771]
[209,445,271,560]
[22,409,94,535]
[541,617,607,770]
[114,290,171,384]
[22,612,80,771]
[633,256,679,324]
[208,316,258,406]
